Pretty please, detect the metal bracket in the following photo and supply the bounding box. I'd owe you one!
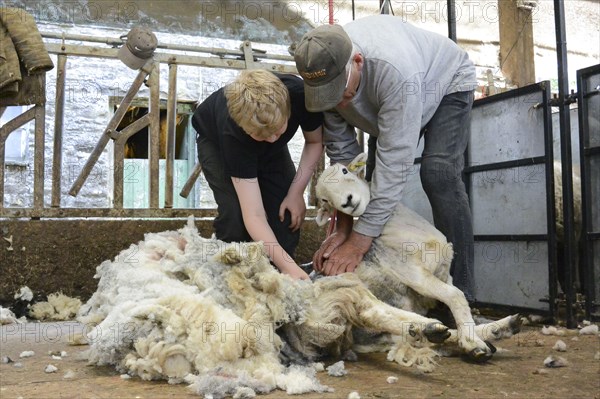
[549,91,578,107]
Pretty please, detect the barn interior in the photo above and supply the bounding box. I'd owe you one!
[0,1,599,398]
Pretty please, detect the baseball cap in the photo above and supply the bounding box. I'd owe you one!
[118,26,158,70]
[294,24,352,112]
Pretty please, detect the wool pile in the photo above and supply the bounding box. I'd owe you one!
[77,217,332,397]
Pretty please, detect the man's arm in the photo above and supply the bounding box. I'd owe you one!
[322,72,424,275]
[323,110,362,164]
[353,73,424,238]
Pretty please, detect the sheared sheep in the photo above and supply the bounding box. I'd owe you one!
[77,218,451,397]
[314,153,522,362]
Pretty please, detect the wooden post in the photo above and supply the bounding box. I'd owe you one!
[499,0,536,87]
[51,55,67,207]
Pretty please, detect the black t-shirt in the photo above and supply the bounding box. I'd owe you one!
[192,73,323,179]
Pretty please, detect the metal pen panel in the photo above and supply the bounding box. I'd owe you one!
[471,165,548,236]
[474,240,550,310]
[469,90,546,166]
[466,82,555,315]
[577,64,600,319]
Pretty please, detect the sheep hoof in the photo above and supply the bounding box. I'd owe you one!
[423,322,450,344]
[509,313,523,334]
[467,347,493,363]
[484,340,497,354]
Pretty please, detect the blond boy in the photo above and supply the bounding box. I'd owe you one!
[192,70,323,279]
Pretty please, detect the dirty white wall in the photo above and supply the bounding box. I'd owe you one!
[3,24,295,209]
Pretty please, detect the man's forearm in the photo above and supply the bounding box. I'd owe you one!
[337,212,373,254]
[335,211,354,236]
[347,230,374,254]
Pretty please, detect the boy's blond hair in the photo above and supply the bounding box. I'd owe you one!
[224,70,291,139]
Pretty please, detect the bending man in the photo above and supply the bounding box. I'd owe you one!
[294,15,477,300]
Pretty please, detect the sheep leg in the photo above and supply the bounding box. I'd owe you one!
[439,314,522,357]
[356,291,450,344]
[448,313,522,342]
[353,292,450,373]
[386,264,493,361]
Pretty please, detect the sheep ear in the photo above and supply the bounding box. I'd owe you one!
[315,203,332,227]
[347,153,368,175]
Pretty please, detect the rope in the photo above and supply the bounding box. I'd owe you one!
[329,0,334,24]
[327,210,337,237]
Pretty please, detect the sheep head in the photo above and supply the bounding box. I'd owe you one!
[315,153,370,226]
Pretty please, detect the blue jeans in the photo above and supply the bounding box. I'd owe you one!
[367,90,475,301]
[421,90,475,301]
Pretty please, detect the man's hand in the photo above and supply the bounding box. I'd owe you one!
[321,232,373,276]
[313,231,348,272]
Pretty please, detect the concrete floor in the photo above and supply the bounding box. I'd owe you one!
[1,321,599,399]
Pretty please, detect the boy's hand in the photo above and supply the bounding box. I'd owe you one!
[279,194,306,231]
[284,264,310,280]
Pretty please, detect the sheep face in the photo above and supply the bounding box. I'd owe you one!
[315,154,370,225]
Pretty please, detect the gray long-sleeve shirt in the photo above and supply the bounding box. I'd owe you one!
[324,15,477,237]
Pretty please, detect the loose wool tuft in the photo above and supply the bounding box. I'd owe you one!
[0,306,19,325]
[14,286,34,302]
[29,293,82,321]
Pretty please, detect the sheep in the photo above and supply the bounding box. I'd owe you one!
[314,153,522,362]
[553,161,584,294]
[77,218,452,397]
[554,161,582,245]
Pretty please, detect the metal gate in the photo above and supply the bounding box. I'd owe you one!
[400,76,599,322]
[577,64,600,319]
[465,82,556,315]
